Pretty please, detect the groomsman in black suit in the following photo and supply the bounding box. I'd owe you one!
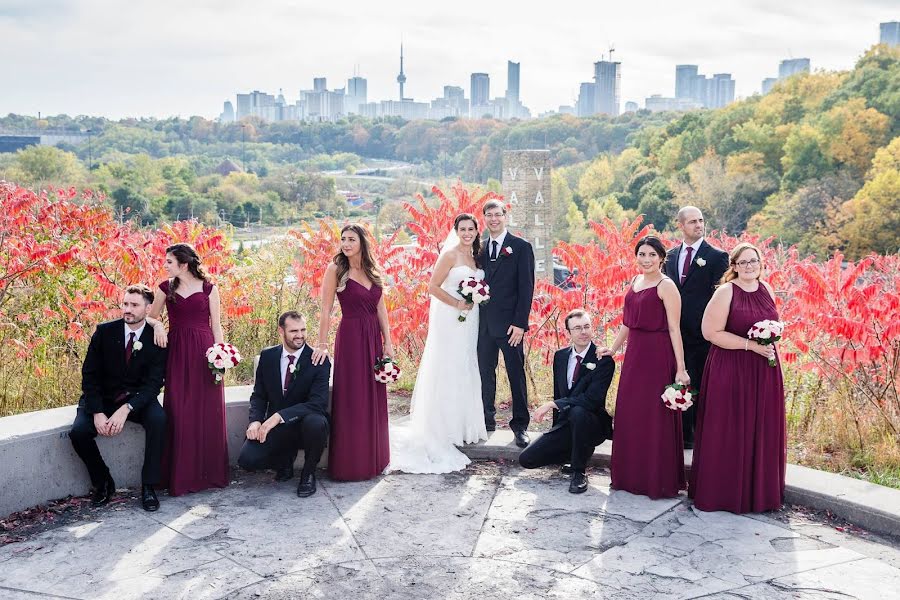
[519,310,614,493]
[664,206,729,448]
[69,284,168,511]
[238,311,330,497]
[477,199,536,448]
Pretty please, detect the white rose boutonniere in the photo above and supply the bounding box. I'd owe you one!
[288,363,297,374]
[583,362,596,370]
[696,257,707,267]
[499,246,514,258]
[132,341,143,351]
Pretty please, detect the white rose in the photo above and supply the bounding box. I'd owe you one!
[696,258,706,267]
[288,364,296,373]
[683,392,692,402]
[759,329,772,340]
[132,341,143,351]
[583,362,596,370]
[504,246,513,255]
[663,387,679,401]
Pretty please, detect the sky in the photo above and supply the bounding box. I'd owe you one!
[1,0,896,120]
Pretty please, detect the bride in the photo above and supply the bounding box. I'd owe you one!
[387,213,488,473]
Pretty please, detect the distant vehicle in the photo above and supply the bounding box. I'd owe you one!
[553,262,578,290]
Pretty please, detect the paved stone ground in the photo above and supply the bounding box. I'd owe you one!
[1,463,899,600]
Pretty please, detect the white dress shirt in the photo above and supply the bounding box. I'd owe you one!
[488,229,508,260]
[124,322,146,345]
[566,344,591,389]
[280,345,305,391]
[678,238,704,277]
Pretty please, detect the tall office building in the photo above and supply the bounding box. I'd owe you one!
[881,21,900,46]
[313,78,327,92]
[235,94,251,120]
[470,73,490,116]
[761,77,778,94]
[576,82,596,117]
[778,58,811,79]
[506,61,520,118]
[710,74,735,109]
[346,76,367,114]
[593,60,621,116]
[675,65,699,99]
[220,101,235,122]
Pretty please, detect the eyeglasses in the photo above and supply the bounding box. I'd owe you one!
[735,259,760,268]
[569,325,593,333]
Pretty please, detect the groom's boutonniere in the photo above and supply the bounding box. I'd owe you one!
[583,362,596,370]
[288,363,297,374]
[500,246,513,258]
[132,341,143,352]
[696,257,706,267]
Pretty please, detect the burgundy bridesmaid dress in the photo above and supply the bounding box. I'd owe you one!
[160,280,229,496]
[611,281,686,499]
[328,279,390,481]
[689,284,786,513]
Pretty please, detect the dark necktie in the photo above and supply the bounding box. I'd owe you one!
[125,331,136,365]
[491,240,498,261]
[571,354,583,388]
[681,246,694,284]
[283,354,296,393]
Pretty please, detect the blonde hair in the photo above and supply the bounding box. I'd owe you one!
[721,242,762,285]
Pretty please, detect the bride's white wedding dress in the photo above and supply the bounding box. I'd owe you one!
[387,264,488,474]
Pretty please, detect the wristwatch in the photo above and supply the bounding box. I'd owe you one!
[126,402,134,412]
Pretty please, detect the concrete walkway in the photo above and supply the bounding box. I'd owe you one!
[1,465,899,599]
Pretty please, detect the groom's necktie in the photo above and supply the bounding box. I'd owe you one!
[284,355,296,393]
[680,246,694,284]
[490,240,498,261]
[125,331,136,365]
[571,355,582,388]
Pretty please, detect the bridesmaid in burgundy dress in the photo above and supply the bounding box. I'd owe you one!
[149,243,229,496]
[605,236,689,499]
[690,242,785,513]
[312,224,395,481]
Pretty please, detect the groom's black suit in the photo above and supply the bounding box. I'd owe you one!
[69,319,168,487]
[477,231,535,432]
[664,239,728,445]
[238,344,330,475]
[519,343,614,472]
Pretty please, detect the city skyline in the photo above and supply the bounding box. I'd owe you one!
[1,1,896,119]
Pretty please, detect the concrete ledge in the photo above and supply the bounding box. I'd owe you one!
[462,430,900,538]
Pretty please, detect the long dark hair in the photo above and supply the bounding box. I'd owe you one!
[334,224,383,292]
[166,243,209,302]
[634,236,667,270]
[454,213,482,268]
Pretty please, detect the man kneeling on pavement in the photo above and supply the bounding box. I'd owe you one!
[519,309,614,493]
[238,311,330,497]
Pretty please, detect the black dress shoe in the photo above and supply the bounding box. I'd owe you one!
[513,430,530,448]
[274,465,294,482]
[296,472,317,497]
[91,474,115,506]
[559,463,574,475]
[569,471,588,494]
[141,485,160,512]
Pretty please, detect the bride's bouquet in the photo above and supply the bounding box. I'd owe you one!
[457,276,491,322]
[661,383,696,411]
[374,356,402,384]
[205,342,242,383]
[747,320,784,367]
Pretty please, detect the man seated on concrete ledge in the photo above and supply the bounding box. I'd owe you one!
[69,284,168,511]
[238,311,330,497]
[519,309,614,494]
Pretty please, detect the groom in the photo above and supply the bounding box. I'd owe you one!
[664,206,729,448]
[69,284,168,511]
[238,311,330,497]
[478,199,536,448]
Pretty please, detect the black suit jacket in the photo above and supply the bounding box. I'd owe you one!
[248,344,331,425]
[551,343,614,436]
[479,232,536,338]
[79,319,167,415]
[665,240,729,346]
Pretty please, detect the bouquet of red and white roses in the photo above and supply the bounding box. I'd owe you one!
[205,342,242,383]
[457,276,491,322]
[747,320,784,367]
[374,356,402,384]
[661,382,696,411]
